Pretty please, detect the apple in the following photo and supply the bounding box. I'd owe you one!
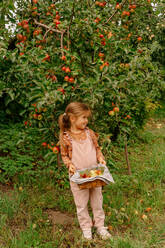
[22,20,28,25]
[22,36,27,41]
[101,41,106,46]
[32,11,38,16]
[19,186,23,191]
[42,54,50,62]
[42,142,47,147]
[38,114,42,120]
[52,146,60,154]
[103,61,109,66]
[64,76,69,81]
[100,64,104,71]
[141,214,148,220]
[89,170,96,177]
[57,88,65,94]
[99,52,104,57]
[50,4,55,8]
[94,17,101,23]
[17,34,23,41]
[69,77,75,83]
[61,55,66,61]
[33,113,38,119]
[95,1,100,6]
[129,4,136,9]
[130,9,135,13]
[125,63,130,68]
[23,24,29,30]
[56,15,60,20]
[65,67,71,73]
[108,110,115,116]
[122,11,127,16]
[51,75,57,82]
[137,36,142,42]
[115,3,120,9]
[145,207,152,212]
[96,170,102,175]
[113,107,119,112]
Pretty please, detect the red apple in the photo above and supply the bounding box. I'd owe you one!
[52,146,60,154]
[42,142,47,147]
[69,77,74,83]
[17,34,23,41]
[64,76,69,81]
[65,67,71,73]
[137,36,142,42]
[61,55,66,61]
[113,107,119,112]
[108,110,115,116]
[99,52,104,57]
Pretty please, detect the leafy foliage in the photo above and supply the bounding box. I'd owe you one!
[0,0,164,142]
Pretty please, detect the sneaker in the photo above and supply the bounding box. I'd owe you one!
[82,228,92,240]
[97,227,112,240]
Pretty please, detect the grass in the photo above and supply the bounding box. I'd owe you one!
[0,105,165,248]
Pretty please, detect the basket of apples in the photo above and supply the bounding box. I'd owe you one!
[70,164,114,189]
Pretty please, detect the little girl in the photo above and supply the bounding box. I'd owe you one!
[58,102,111,240]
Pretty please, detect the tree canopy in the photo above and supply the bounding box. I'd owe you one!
[0,0,165,142]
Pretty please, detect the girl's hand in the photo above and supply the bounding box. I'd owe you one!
[69,163,76,175]
[99,158,106,165]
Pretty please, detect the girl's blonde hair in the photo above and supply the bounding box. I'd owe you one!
[58,102,91,133]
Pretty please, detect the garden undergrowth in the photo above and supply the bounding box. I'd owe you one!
[0,106,165,248]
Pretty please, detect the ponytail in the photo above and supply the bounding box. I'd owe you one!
[58,113,71,133]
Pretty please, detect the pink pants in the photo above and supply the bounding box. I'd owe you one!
[70,181,105,230]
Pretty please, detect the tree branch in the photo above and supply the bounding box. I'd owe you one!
[34,19,65,34]
[43,28,51,40]
[103,0,128,25]
[68,0,76,30]
[66,0,76,50]
[34,19,66,56]
[61,32,64,57]
[124,135,131,175]
[67,28,70,51]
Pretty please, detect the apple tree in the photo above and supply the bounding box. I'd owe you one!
[0,0,164,146]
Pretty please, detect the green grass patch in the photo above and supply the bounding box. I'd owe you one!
[0,106,165,247]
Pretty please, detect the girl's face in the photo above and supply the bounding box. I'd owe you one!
[71,111,90,131]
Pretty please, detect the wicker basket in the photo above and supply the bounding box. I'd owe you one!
[78,179,107,189]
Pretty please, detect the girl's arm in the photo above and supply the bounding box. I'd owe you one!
[60,135,76,174]
[88,128,106,164]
